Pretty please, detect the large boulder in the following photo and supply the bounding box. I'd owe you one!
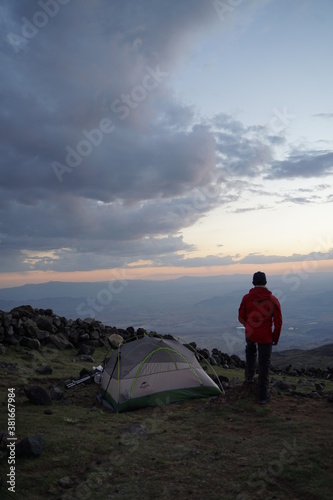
[48,333,74,350]
[24,385,52,406]
[20,337,40,350]
[108,333,124,348]
[36,365,53,375]
[35,329,50,342]
[10,305,35,318]
[36,316,56,333]
[15,433,45,458]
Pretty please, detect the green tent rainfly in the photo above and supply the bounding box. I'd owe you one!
[98,336,222,412]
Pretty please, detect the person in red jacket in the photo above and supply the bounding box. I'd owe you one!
[238,271,282,404]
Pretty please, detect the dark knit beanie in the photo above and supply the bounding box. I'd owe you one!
[252,271,267,286]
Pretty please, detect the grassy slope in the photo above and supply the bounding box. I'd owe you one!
[0,345,332,500]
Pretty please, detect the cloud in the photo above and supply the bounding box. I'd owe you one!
[282,196,319,205]
[313,113,333,119]
[212,114,275,178]
[151,254,237,268]
[1,0,333,275]
[231,204,272,214]
[266,150,333,179]
[0,1,226,271]
[131,247,333,269]
[239,249,333,265]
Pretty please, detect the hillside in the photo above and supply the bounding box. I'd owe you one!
[271,343,333,369]
[0,343,333,499]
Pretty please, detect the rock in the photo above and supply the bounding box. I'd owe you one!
[58,476,74,489]
[5,334,21,345]
[0,344,6,354]
[231,354,243,367]
[83,317,95,324]
[108,333,124,348]
[122,424,148,440]
[136,327,147,336]
[49,387,64,401]
[20,337,40,350]
[79,367,93,378]
[22,318,37,336]
[2,314,12,327]
[5,325,14,337]
[75,354,94,362]
[36,365,53,375]
[309,391,322,400]
[77,344,95,356]
[66,329,79,345]
[15,433,45,458]
[297,380,313,387]
[273,380,296,392]
[36,316,55,333]
[10,305,35,318]
[184,342,197,353]
[291,390,308,398]
[79,333,90,342]
[35,329,50,341]
[48,333,74,350]
[200,348,210,360]
[24,385,52,406]
[89,330,100,341]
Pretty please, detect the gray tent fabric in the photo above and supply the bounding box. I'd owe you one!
[98,336,221,412]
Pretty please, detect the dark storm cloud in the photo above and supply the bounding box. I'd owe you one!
[0,0,224,271]
[11,235,192,274]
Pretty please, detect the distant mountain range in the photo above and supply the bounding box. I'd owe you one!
[0,272,332,355]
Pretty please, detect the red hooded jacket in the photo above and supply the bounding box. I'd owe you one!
[238,286,282,344]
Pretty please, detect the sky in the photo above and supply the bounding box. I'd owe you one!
[0,0,333,288]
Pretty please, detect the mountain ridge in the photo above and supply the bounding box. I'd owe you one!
[0,274,332,355]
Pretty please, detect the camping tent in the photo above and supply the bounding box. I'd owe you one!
[98,336,222,412]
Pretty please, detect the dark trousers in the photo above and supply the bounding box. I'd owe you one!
[245,339,272,400]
